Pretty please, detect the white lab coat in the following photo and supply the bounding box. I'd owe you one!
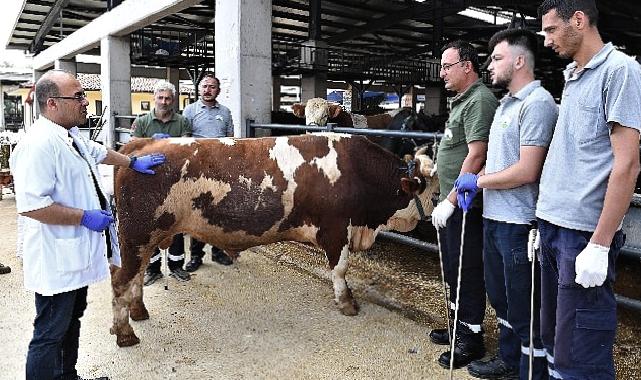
[9,117,121,296]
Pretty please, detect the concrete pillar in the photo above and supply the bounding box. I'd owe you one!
[101,35,131,148]
[272,75,281,111]
[402,86,417,110]
[32,69,45,120]
[345,84,361,112]
[54,58,77,76]
[215,0,272,137]
[0,85,5,131]
[300,40,328,102]
[167,67,180,112]
[425,86,443,116]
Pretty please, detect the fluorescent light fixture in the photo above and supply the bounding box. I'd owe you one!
[458,7,512,24]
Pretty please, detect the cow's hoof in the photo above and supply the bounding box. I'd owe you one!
[116,334,141,347]
[339,301,359,316]
[130,305,150,321]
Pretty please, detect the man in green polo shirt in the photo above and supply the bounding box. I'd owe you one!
[131,80,192,285]
[429,40,498,370]
[132,81,192,139]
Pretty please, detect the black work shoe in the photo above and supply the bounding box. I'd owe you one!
[212,249,233,266]
[437,336,486,369]
[0,263,10,274]
[184,257,203,272]
[143,271,163,286]
[169,267,191,282]
[429,328,450,345]
[468,355,518,379]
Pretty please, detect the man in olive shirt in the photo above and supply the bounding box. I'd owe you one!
[429,40,498,369]
[131,80,192,285]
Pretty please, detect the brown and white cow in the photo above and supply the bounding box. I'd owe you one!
[110,133,438,347]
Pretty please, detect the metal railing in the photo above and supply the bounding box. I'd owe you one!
[273,41,443,85]
[114,115,137,147]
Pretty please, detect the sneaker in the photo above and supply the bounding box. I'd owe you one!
[169,267,191,282]
[212,249,233,266]
[143,271,163,286]
[184,257,203,272]
[468,356,518,379]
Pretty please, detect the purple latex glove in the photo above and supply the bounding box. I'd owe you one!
[152,133,171,139]
[81,209,114,232]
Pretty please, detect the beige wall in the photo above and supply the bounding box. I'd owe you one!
[7,88,192,118]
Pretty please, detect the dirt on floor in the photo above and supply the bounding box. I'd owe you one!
[0,194,640,379]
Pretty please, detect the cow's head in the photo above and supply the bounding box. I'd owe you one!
[388,147,439,232]
[292,98,342,126]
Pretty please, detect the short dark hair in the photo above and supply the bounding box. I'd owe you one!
[35,78,60,110]
[201,72,220,87]
[441,40,481,74]
[488,28,539,61]
[538,0,598,26]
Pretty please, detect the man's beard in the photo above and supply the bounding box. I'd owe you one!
[493,67,513,89]
[558,25,582,59]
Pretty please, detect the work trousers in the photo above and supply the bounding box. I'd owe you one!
[439,207,486,335]
[190,238,224,260]
[147,233,185,273]
[538,219,624,380]
[483,219,546,379]
[26,287,88,380]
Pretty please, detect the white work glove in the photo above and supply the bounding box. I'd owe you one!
[527,229,540,262]
[431,199,455,229]
[575,242,610,288]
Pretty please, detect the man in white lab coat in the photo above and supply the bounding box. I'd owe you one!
[10,70,165,380]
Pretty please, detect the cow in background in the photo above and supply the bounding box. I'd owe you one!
[291,98,443,158]
[109,133,438,347]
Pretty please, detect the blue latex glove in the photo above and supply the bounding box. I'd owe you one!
[455,173,479,212]
[457,190,477,212]
[454,173,479,193]
[151,133,171,139]
[130,153,166,175]
[81,209,114,232]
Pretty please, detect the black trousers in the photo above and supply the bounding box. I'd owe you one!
[147,234,185,272]
[438,207,486,334]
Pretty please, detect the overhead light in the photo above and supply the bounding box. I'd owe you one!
[458,7,512,25]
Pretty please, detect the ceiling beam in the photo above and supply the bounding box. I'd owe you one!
[32,0,202,71]
[29,0,72,54]
[325,0,466,45]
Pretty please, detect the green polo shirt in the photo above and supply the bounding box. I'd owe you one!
[131,108,192,138]
[436,79,497,202]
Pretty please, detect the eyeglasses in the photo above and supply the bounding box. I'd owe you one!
[441,60,468,71]
[50,92,87,102]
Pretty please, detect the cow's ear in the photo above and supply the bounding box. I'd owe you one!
[292,103,305,118]
[400,177,420,195]
[329,104,342,119]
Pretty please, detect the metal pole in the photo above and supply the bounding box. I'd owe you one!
[449,210,467,379]
[436,229,451,345]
